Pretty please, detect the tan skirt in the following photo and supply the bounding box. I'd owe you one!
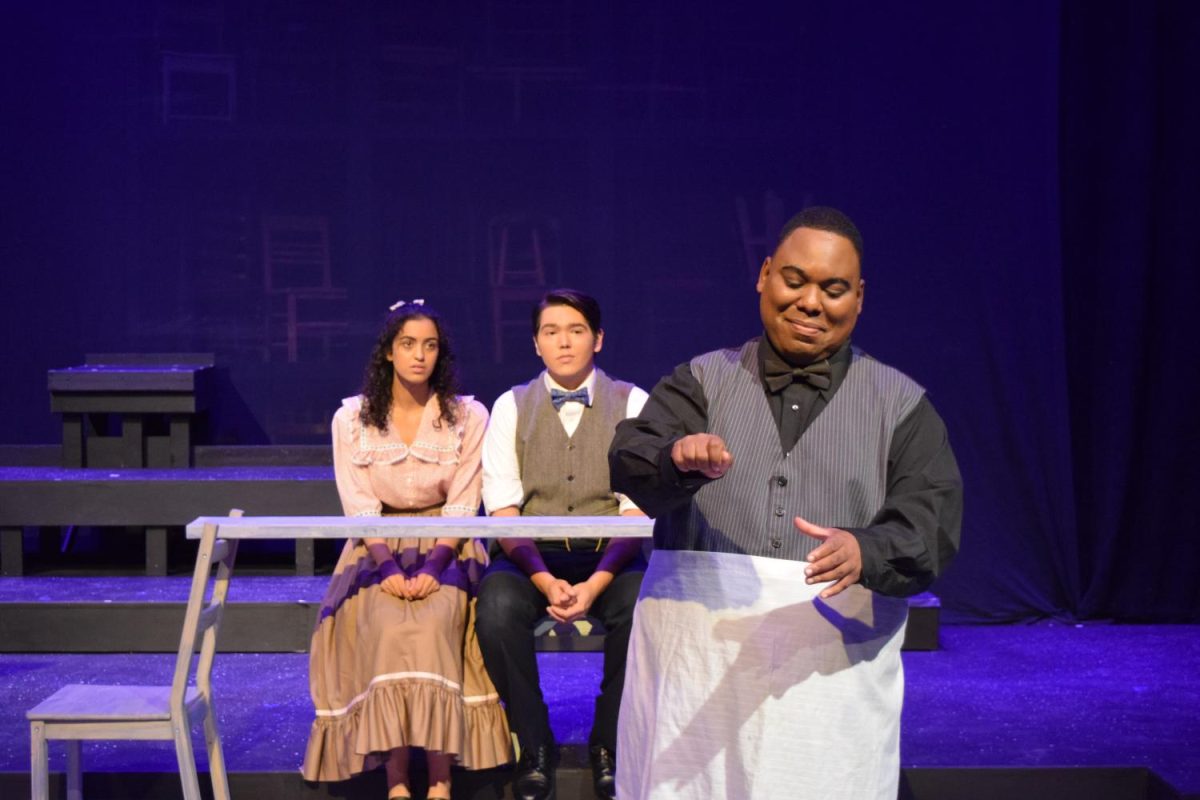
[301,513,512,781]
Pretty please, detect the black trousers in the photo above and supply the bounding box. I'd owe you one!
[475,548,645,752]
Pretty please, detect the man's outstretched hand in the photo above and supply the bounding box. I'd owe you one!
[796,516,862,599]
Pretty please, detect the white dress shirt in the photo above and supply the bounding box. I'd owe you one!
[482,369,649,514]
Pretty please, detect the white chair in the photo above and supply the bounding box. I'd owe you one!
[27,510,242,800]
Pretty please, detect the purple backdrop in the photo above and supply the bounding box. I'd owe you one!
[2,1,1197,622]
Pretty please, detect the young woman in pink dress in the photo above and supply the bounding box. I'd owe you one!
[302,301,510,799]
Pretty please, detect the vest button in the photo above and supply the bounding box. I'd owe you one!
[567,475,574,481]
[774,506,784,517]
[771,539,782,549]
[776,476,787,487]
[567,505,575,512]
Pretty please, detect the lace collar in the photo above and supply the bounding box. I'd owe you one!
[341,395,470,466]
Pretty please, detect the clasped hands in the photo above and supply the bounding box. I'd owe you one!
[671,432,863,599]
[380,572,441,601]
[532,572,609,623]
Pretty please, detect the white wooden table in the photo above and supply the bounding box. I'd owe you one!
[185,515,654,540]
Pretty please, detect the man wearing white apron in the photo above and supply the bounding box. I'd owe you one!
[608,207,963,800]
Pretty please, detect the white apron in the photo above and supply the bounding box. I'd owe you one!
[616,549,908,800]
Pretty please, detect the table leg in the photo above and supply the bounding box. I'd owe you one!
[295,539,314,576]
[1,527,23,576]
[30,721,49,800]
[169,415,192,467]
[66,739,82,800]
[62,414,84,467]
[146,527,168,576]
[122,414,144,468]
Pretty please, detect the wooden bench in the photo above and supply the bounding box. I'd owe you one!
[0,467,340,576]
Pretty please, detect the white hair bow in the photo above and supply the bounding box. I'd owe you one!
[388,298,425,311]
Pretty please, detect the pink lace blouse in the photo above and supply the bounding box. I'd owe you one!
[330,394,488,518]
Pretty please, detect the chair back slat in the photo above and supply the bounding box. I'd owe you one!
[171,509,242,708]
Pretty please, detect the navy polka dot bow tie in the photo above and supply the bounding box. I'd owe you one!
[550,387,591,410]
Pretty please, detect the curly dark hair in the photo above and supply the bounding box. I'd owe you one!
[358,302,461,433]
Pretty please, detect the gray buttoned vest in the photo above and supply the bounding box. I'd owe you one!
[656,340,924,562]
[514,368,633,551]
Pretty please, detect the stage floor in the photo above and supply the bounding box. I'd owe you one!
[1,623,1197,797]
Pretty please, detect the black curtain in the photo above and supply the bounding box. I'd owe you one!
[1058,0,1200,621]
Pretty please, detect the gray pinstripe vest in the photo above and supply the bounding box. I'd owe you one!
[514,369,633,550]
[656,340,924,562]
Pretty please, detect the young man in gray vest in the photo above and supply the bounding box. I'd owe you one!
[478,288,648,800]
[608,207,963,800]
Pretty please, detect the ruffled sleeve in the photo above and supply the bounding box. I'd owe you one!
[441,397,488,518]
[331,397,383,517]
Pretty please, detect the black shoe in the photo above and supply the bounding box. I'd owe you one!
[514,742,557,800]
[589,744,616,800]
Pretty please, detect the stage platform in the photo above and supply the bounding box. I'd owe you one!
[0,623,1196,799]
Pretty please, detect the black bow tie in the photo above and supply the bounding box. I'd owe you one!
[763,359,832,393]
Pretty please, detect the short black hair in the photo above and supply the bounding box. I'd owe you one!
[777,206,864,264]
[532,288,603,336]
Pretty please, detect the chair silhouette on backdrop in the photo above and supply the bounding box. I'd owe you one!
[488,212,559,362]
[27,510,242,800]
[736,190,786,282]
[261,215,348,362]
